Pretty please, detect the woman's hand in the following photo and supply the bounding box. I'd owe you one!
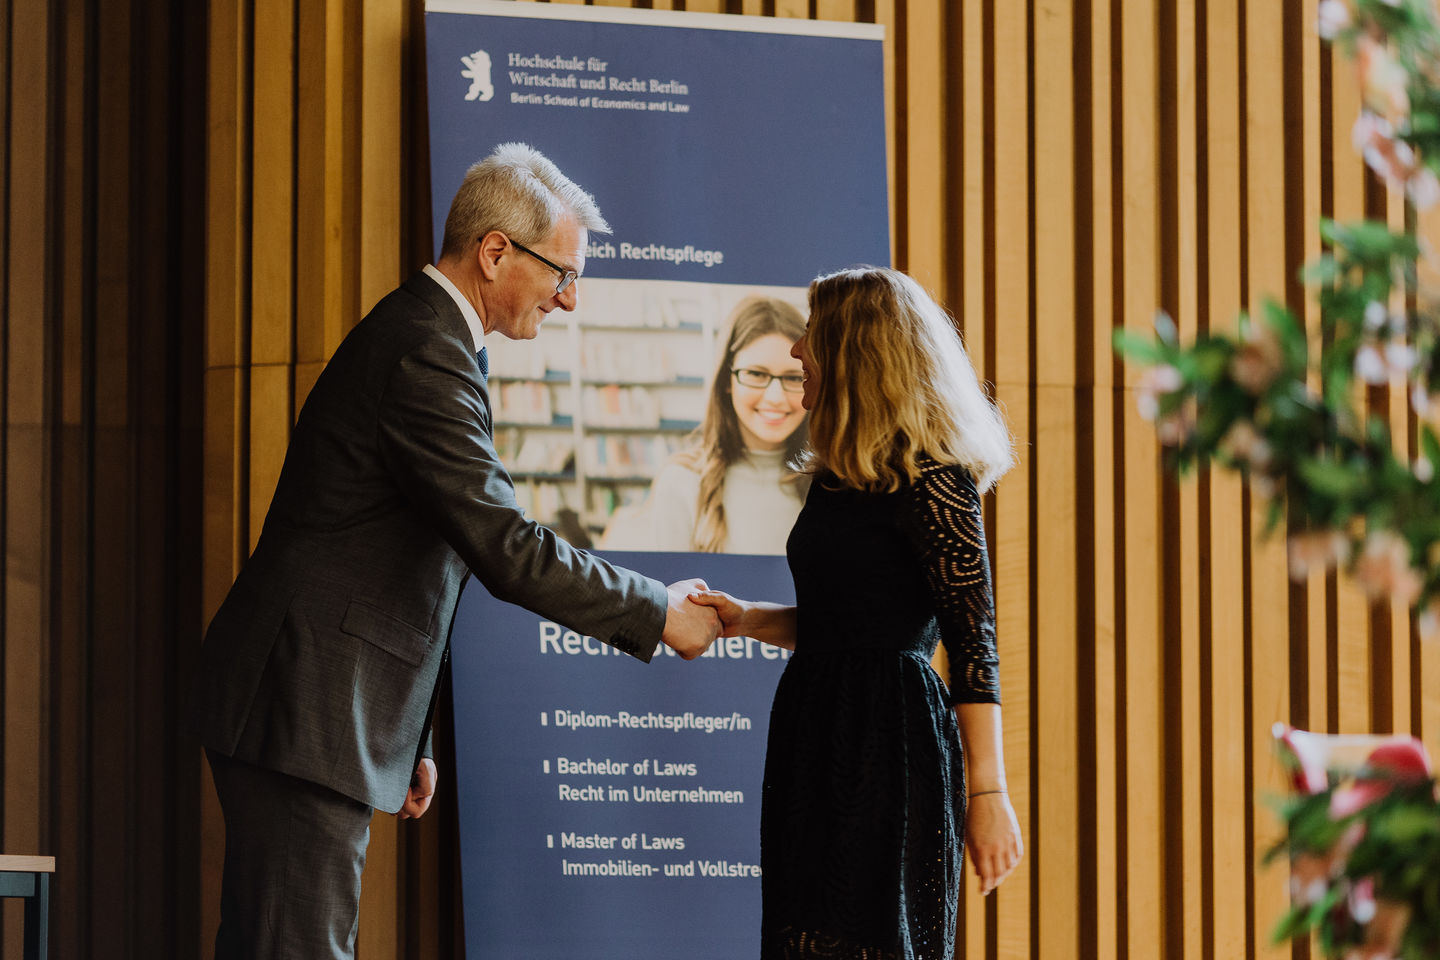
[687,588,749,638]
[965,790,1023,896]
[688,591,798,650]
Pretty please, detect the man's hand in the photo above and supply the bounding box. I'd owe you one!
[662,578,720,659]
[399,758,437,820]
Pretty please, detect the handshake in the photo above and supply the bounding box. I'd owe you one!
[660,578,740,659]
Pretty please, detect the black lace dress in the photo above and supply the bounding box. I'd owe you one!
[761,460,1002,960]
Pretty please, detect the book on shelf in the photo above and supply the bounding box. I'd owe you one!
[581,384,660,428]
[491,381,554,425]
[581,434,685,479]
[511,480,574,524]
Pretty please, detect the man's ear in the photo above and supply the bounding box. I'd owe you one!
[476,231,507,280]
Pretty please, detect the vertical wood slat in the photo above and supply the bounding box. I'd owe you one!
[296,0,348,372]
[1243,2,1293,951]
[958,0,985,383]
[1204,2,1250,956]
[351,0,403,938]
[252,0,296,367]
[1426,623,1440,754]
[1301,0,1330,746]
[900,0,943,292]
[208,0,249,379]
[354,5,405,952]
[361,811,400,960]
[1033,3,1079,960]
[0,0,9,885]
[201,0,252,945]
[132,0,205,945]
[1172,1,1205,955]
[1328,3,1375,744]
[814,0,855,21]
[991,3,1033,958]
[1422,187,1440,748]
[250,0,296,549]
[1121,1,1167,956]
[92,0,138,949]
[361,0,404,316]
[52,1,93,955]
[1087,0,1121,953]
[200,371,244,954]
[3,0,48,954]
[875,0,897,266]
[1386,182,1414,738]
[955,6,989,953]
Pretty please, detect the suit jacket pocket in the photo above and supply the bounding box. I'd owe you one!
[340,599,433,667]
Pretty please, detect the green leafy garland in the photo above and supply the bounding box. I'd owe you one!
[1117,0,1440,621]
[1116,2,1440,955]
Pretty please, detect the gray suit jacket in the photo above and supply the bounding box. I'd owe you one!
[191,272,666,812]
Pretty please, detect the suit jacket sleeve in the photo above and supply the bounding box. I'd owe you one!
[375,331,666,660]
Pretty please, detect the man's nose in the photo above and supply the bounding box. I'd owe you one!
[555,282,578,311]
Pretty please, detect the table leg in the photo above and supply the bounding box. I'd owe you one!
[23,873,48,960]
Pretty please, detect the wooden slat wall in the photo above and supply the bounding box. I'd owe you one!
[181,0,1440,956]
[8,1,1440,959]
[2,2,209,959]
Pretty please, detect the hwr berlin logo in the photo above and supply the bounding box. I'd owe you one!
[461,50,494,102]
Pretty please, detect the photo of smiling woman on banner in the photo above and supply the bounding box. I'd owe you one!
[604,295,810,553]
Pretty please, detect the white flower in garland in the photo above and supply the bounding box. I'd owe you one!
[1318,0,1350,39]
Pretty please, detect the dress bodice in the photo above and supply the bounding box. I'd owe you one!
[786,459,1001,704]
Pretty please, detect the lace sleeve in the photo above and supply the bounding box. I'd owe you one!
[904,461,1001,705]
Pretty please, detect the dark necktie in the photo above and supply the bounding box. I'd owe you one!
[476,345,489,384]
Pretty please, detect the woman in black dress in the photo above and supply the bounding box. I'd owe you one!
[691,266,1023,959]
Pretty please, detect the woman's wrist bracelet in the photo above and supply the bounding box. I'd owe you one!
[969,789,1006,798]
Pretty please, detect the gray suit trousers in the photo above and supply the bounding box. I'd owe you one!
[208,749,374,960]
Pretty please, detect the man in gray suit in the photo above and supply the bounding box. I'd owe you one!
[190,143,720,959]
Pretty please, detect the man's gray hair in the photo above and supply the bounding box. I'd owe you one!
[440,142,609,257]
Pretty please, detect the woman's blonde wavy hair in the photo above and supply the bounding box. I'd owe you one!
[802,266,1014,493]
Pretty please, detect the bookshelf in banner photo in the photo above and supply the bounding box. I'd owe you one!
[488,278,727,539]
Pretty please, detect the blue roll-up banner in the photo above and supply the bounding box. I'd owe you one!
[425,3,886,956]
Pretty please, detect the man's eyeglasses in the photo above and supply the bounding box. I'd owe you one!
[732,368,806,394]
[507,237,579,295]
